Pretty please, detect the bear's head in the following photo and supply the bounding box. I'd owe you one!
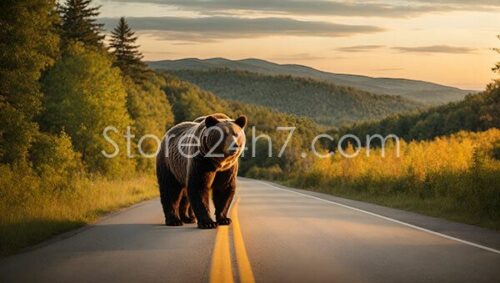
[203,115,247,157]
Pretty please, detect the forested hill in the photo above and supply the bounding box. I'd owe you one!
[161,68,423,127]
[148,58,471,105]
[338,81,500,144]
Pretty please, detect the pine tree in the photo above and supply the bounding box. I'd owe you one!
[493,35,500,75]
[0,0,59,163]
[59,0,104,48]
[109,17,147,80]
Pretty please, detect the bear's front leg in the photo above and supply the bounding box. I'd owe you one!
[213,168,237,225]
[187,170,218,229]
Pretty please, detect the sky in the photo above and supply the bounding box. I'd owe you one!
[97,0,500,90]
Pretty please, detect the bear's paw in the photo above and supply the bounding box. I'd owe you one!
[197,220,218,229]
[181,216,196,224]
[217,218,232,225]
[165,218,184,226]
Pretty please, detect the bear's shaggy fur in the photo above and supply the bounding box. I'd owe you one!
[156,113,247,229]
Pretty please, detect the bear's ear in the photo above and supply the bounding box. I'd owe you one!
[234,115,247,129]
[205,115,220,128]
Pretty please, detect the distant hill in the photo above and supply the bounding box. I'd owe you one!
[159,68,423,126]
[338,82,500,144]
[148,58,472,105]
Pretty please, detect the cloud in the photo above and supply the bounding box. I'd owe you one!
[100,16,385,41]
[335,45,385,52]
[171,42,198,46]
[393,45,476,54]
[408,0,499,6]
[101,0,463,18]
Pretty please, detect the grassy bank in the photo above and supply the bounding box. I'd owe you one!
[0,171,158,256]
[269,129,500,230]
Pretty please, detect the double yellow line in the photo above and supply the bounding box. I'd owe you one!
[210,198,255,283]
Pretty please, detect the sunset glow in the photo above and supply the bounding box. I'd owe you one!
[97,0,500,90]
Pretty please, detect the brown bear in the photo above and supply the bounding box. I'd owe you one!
[156,113,247,229]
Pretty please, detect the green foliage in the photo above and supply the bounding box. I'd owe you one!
[59,0,104,48]
[246,164,283,180]
[339,82,500,146]
[168,69,423,126]
[110,17,148,82]
[0,0,59,163]
[41,42,135,176]
[125,74,174,171]
[30,131,84,182]
[161,73,225,121]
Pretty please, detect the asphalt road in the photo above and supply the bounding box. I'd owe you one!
[1,178,500,283]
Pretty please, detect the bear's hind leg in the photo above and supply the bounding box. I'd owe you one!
[179,192,196,224]
[157,160,184,226]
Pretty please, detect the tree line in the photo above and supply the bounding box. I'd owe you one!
[0,0,173,180]
[335,83,499,147]
[0,0,326,190]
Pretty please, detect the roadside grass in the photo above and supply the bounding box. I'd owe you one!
[288,183,500,231]
[0,174,158,257]
[277,129,500,231]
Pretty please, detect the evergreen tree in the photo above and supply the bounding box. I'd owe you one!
[59,0,104,48]
[109,17,147,80]
[492,35,500,75]
[0,0,59,163]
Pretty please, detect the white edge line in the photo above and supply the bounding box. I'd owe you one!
[255,180,500,255]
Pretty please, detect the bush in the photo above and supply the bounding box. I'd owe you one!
[246,165,283,180]
[30,131,84,183]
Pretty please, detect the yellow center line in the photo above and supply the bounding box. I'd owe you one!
[210,197,255,283]
[231,198,256,283]
[210,225,234,283]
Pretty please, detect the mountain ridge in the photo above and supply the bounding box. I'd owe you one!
[148,57,472,105]
[161,68,423,126]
